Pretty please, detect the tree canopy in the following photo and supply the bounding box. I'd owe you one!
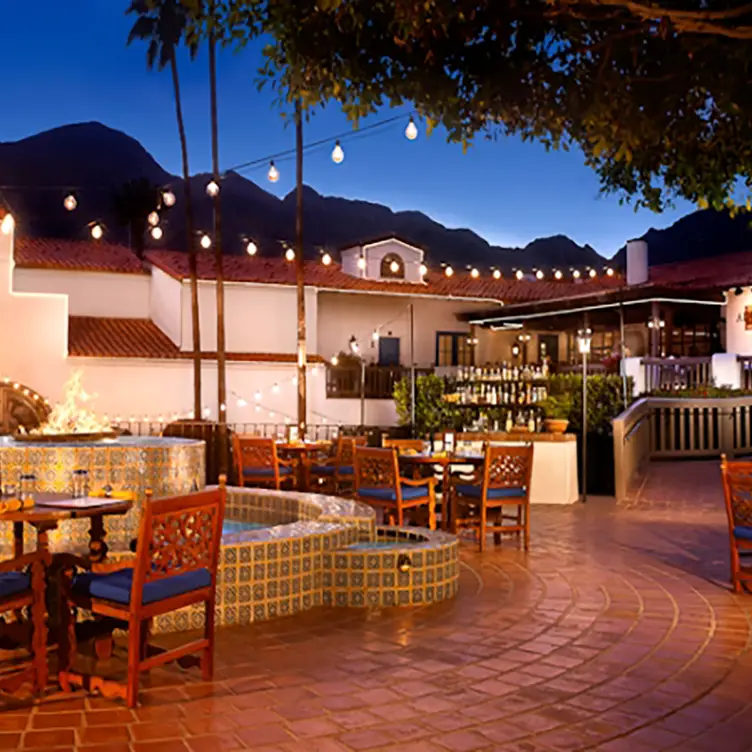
[194,0,752,214]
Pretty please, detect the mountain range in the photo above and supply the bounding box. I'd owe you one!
[1,122,751,271]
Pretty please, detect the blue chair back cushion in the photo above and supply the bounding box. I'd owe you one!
[734,525,752,542]
[312,465,354,476]
[0,572,30,600]
[358,485,428,502]
[74,567,212,605]
[243,466,292,478]
[455,484,526,500]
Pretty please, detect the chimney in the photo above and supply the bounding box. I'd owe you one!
[626,239,648,286]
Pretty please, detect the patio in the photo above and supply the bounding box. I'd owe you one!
[1,461,751,752]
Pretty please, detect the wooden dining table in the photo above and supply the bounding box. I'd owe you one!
[276,441,332,491]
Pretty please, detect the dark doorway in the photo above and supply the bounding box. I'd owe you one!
[539,334,559,363]
[378,337,401,366]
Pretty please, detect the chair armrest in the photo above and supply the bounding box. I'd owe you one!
[278,458,296,468]
[0,552,46,573]
[400,477,436,488]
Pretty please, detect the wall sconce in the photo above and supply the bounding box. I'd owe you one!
[511,344,521,357]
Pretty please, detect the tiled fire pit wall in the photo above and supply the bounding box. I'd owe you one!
[152,487,459,634]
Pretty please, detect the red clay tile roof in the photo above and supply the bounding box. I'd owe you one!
[145,251,621,304]
[14,237,148,275]
[68,316,325,362]
[648,250,752,291]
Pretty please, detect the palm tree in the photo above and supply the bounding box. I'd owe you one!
[126,0,203,422]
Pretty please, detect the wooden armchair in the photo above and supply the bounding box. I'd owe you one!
[233,435,295,490]
[309,436,366,495]
[354,447,436,529]
[59,478,226,707]
[0,550,48,695]
[720,454,752,592]
[450,444,533,552]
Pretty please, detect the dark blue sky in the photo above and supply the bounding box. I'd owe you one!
[1,0,694,257]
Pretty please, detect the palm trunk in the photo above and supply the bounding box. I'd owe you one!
[208,25,228,474]
[170,55,202,421]
[295,99,307,439]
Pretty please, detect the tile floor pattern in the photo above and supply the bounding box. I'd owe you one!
[3,460,752,751]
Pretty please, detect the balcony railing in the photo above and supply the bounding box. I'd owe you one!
[325,365,433,400]
[641,356,712,392]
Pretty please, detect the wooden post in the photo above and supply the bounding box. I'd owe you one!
[295,100,307,440]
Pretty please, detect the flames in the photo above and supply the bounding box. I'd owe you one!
[31,371,111,435]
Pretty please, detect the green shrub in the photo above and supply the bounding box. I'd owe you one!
[393,374,456,435]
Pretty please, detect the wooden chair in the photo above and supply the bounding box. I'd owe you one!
[720,454,752,593]
[450,444,533,552]
[354,447,437,529]
[382,438,425,452]
[0,551,48,695]
[59,478,227,708]
[232,435,294,490]
[309,436,366,495]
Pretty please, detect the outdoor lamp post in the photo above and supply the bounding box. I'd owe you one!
[349,336,365,428]
[577,328,593,503]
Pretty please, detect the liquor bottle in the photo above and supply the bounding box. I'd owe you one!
[527,411,536,433]
[505,411,513,433]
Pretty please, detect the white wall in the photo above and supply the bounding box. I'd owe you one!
[365,239,423,283]
[317,292,493,367]
[150,267,182,345]
[12,267,150,318]
[724,287,752,356]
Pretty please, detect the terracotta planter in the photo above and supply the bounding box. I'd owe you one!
[544,418,569,434]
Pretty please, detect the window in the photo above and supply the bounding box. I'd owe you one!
[567,330,616,363]
[380,253,405,279]
[669,324,713,357]
[436,332,474,367]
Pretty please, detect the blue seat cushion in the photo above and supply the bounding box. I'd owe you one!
[734,526,752,541]
[73,567,212,605]
[358,485,428,502]
[0,572,30,600]
[243,466,292,478]
[455,484,526,500]
[312,465,353,476]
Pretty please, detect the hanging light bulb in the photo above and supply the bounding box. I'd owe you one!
[390,260,399,273]
[272,383,280,394]
[515,269,523,280]
[573,269,581,279]
[246,240,257,256]
[606,267,615,277]
[200,233,212,250]
[322,252,332,266]
[535,269,544,280]
[147,211,160,227]
[162,189,176,207]
[419,263,427,276]
[236,396,248,408]
[1,214,15,235]
[589,268,597,278]
[405,116,418,140]
[150,226,163,240]
[268,161,279,182]
[470,268,480,279]
[331,354,339,366]
[331,140,344,164]
[554,269,563,280]
[357,256,366,271]
[285,247,295,262]
[90,223,104,240]
[206,179,220,197]
[254,390,262,401]
[445,266,454,277]
[492,269,502,280]
[63,193,77,211]
[372,329,380,342]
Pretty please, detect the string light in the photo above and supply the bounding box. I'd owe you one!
[357,257,366,271]
[1,214,14,235]
[331,141,344,164]
[535,269,544,280]
[405,117,418,140]
[589,268,597,278]
[515,269,523,280]
[371,329,380,342]
[206,180,220,197]
[150,226,163,240]
[272,383,280,394]
[322,252,332,266]
[285,248,295,262]
[445,266,454,277]
[200,233,212,249]
[90,223,104,240]
[573,269,581,279]
[419,263,427,276]
[63,194,77,211]
[236,396,248,407]
[606,267,615,276]
[162,189,176,207]
[554,269,563,280]
[493,269,502,280]
[268,161,279,182]
[331,355,339,366]
[246,240,257,256]
[470,268,480,279]
[147,211,160,227]
[254,390,262,401]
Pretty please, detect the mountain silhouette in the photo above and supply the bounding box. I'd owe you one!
[0,122,748,271]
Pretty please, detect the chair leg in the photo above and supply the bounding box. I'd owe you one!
[731,549,742,593]
[493,509,502,546]
[428,495,436,532]
[479,506,487,553]
[31,562,48,695]
[397,507,404,527]
[523,504,530,551]
[126,616,142,709]
[139,619,152,670]
[202,599,215,682]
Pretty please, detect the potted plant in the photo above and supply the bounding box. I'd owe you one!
[539,394,573,434]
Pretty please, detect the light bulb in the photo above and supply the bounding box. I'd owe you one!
[535,269,544,280]
[589,268,597,278]
[606,267,615,277]
[237,397,247,408]
[1,214,14,235]
[331,355,339,366]
[202,407,210,418]
[150,226,163,240]
[573,269,581,279]
[285,248,295,262]
[493,269,501,280]
[90,223,103,240]
[515,269,523,280]
[63,194,77,211]
[272,383,280,393]
[246,240,257,256]
[322,252,332,266]
[147,211,160,227]
[390,260,399,273]
[255,405,261,413]
[206,180,220,197]
[445,266,454,277]
[554,269,563,280]
[357,257,366,270]
[162,189,176,207]
[419,263,427,276]
[200,234,212,249]
[331,141,344,164]
[405,117,418,140]
[254,390,262,401]
[372,330,380,342]
[268,161,279,182]
[470,268,479,279]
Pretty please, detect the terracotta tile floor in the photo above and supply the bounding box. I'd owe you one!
[4,461,752,751]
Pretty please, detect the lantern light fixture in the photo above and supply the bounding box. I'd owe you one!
[577,328,593,355]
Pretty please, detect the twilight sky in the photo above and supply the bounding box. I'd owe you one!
[0,0,695,258]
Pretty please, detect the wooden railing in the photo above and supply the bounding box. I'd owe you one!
[556,362,608,375]
[613,395,752,500]
[326,365,433,399]
[641,356,712,392]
